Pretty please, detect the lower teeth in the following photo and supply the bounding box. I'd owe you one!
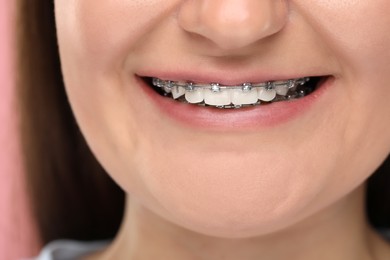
[150,77,320,109]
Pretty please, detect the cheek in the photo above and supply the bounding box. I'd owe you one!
[54,1,146,190]
[295,0,390,155]
[295,0,390,74]
[54,0,178,179]
[55,0,179,72]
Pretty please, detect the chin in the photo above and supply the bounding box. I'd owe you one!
[133,152,334,239]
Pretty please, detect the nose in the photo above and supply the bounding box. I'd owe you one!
[178,0,288,50]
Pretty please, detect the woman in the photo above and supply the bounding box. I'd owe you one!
[17,0,390,259]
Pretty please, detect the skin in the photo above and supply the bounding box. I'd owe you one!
[54,0,390,259]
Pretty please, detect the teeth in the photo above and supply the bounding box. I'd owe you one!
[153,78,165,88]
[231,88,259,105]
[185,88,204,103]
[172,86,185,99]
[152,77,312,108]
[258,87,277,102]
[275,84,289,96]
[164,87,172,93]
[204,88,232,106]
[162,81,173,93]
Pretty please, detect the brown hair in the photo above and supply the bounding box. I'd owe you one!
[15,0,389,244]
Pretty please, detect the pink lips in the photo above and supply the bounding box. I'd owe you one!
[136,75,334,131]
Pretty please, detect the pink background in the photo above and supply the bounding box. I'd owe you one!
[0,1,41,259]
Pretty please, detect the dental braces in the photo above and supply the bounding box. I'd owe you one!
[151,77,314,109]
[152,77,309,92]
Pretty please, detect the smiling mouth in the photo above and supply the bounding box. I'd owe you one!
[143,76,327,109]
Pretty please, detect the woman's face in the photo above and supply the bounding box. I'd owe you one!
[55,0,390,238]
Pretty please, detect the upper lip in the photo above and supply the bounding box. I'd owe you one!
[136,70,330,86]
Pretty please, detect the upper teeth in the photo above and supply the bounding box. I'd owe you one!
[152,77,309,108]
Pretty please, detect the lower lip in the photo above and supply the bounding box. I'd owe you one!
[136,76,334,131]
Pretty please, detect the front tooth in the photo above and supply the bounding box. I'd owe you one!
[275,84,289,96]
[185,88,204,103]
[172,86,186,99]
[204,89,232,106]
[231,89,258,105]
[258,87,277,102]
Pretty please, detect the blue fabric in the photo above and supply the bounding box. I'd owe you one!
[32,240,109,260]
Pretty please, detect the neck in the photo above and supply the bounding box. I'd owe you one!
[95,186,390,260]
